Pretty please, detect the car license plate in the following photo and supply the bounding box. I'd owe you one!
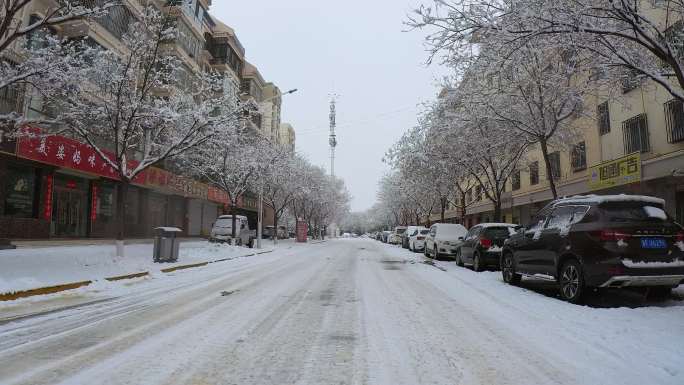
[640,238,667,249]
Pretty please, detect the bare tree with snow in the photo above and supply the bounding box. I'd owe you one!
[48,7,241,256]
[0,0,119,127]
[409,0,684,101]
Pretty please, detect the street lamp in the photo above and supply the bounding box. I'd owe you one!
[256,88,298,249]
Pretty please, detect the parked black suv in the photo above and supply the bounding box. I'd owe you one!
[456,223,519,271]
[501,195,684,303]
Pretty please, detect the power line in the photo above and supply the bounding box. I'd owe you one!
[296,105,419,136]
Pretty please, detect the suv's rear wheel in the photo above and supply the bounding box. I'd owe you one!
[559,259,585,304]
[501,252,521,285]
[455,249,464,267]
[433,244,440,260]
[473,252,484,272]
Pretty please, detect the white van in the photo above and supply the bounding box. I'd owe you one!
[210,215,256,247]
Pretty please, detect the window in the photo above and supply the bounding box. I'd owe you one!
[511,170,521,191]
[475,185,482,201]
[664,99,684,143]
[571,142,586,171]
[174,18,202,59]
[241,79,251,95]
[545,206,574,230]
[96,182,115,223]
[548,152,561,180]
[25,15,50,50]
[621,68,642,93]
[0,77,21,114]
[465,226,481,240]
[664,20,684,60]
[4,165,37,218]
[466,188,472,203]
[597,102,610,135]
[527,209,550,232]
[529,161,539,185]
[94,1,134,39]
[622,114,650,153]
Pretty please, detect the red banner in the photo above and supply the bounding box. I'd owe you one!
[44,174,53,220]
[91,184,98,221]
[17,130,145,184]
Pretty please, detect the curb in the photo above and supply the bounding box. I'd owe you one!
[0,280,92,302]
[0,247,278,302]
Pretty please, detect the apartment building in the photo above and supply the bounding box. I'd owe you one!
[278,123,296,151]
[0,0,278,239]
[436,78,684,227]
[261,83,283,143]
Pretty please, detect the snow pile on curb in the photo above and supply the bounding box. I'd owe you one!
[0,241,249,293]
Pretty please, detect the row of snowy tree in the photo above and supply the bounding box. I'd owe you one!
[366,0,684,227]
[0,1,349,253]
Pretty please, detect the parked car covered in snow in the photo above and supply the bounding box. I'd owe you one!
[401,226,421,249]
[388,226,407,245]
[501,195,684,303]
[424,223,468,259]
[456,223,520,271]
[210,215,256,247]
[408,227,429,252]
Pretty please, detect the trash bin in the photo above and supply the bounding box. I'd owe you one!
[153,227,183,263]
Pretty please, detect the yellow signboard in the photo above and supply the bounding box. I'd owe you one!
[588,152,641,191]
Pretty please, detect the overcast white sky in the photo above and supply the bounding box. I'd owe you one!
[212,1,448,211]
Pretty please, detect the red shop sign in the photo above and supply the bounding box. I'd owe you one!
[17,128,146,184]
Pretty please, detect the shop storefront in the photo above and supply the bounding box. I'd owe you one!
[1,130,244,239]
[0,158,51,239]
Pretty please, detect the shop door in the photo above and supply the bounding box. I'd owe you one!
[52,188,88,237]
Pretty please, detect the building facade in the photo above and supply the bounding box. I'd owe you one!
[278,123,296,151]
[431,77,684,227]
[0,0,278,239]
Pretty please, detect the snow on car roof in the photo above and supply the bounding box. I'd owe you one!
[218,215,248,219]
[475,223,518,228]
[155,227,182,232]
[554,194,665,206]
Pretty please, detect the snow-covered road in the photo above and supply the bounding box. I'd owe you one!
[1,239,682,385]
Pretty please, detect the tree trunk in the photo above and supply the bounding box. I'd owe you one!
[115,181,129,258]
[273,210,278,245]
[493,201,502,223]
[231,202,238,244]
[459,191,467,225]
[440,197,447,222]
[539,138,559,199]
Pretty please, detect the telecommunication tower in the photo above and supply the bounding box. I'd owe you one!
[328,96,338,178]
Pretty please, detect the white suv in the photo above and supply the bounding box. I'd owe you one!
[424,223,467,259]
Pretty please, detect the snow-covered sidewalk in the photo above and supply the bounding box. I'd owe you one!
[0,240,292,294]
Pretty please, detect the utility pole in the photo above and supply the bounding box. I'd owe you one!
[329,96,338,179]
[327,95,338,239]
